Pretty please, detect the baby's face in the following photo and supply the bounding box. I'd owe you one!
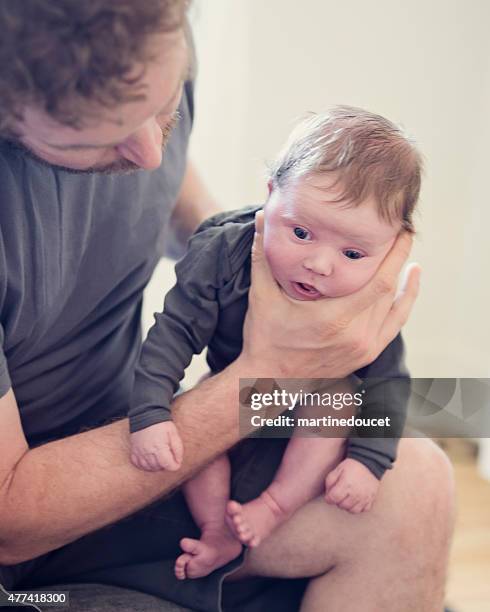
[263,174,401,300]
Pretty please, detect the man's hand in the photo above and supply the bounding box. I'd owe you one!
[325,458,380,513]
[130,421,184,472]
[241,211,420,379]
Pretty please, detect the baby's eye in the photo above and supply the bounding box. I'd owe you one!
[343,249,364,260]
[293,227,311,240]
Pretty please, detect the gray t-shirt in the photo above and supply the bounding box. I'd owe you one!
[0,81,194,447]
[131,207,411,479]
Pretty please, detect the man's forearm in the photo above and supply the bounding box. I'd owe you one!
[0,359,254,565]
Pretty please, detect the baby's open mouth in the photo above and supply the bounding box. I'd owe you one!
[291,281,323,299]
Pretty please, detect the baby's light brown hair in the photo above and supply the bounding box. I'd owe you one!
[269,106,422,233]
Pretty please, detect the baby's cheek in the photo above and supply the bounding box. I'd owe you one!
[357,260,380,287]
[339,265,376,295]
[264,238,294,279]
[263,242,279,275]
[264,253,286,289]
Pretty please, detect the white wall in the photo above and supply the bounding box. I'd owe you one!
[144,0,490,382]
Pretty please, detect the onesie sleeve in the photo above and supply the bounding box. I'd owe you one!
[347,333,410,479]
[129,222,230,433]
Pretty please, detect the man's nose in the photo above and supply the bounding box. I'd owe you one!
[116,119,163,170]
[303,249,334,277]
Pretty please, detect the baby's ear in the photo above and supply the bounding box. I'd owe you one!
[267,179,273,196]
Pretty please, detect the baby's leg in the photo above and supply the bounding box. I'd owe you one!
[175,453,242,580]
[226,435,345,548]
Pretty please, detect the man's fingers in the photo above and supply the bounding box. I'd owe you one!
[337,232,413,319]
[396,261,421,301]
[380,231,413,279]
[379,263,421,349]
[250,210,279,295]
[250,210,265,266]
[394,262,421,311]
[365,261,420,350]
[254,209,265,235]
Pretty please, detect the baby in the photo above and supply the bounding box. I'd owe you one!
[129,106,422,580]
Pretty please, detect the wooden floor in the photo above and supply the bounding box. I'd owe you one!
[442,440,490,612]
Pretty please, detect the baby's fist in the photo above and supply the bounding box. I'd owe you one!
[130,421,184,472]
[324,458,380,514]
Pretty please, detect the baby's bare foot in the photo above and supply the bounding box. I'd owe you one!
[225,491,288,548]
[174,531,242,580]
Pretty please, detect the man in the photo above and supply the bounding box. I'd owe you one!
[0,1,454,611]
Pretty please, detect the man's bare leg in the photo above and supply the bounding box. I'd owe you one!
[227,438,455,612]
[226,436,345,547]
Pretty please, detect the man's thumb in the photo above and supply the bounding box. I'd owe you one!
[250,210,276,290]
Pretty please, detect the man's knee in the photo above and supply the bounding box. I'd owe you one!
[398,438,455,516]
[385,438,456,559]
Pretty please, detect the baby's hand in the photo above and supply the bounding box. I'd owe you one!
[324,458,380,514]
[130,421,184,472]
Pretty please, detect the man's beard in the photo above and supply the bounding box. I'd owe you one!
[4,111,180,176]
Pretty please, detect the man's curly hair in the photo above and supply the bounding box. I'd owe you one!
[0,0,189,133]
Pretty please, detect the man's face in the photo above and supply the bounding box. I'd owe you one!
[263,174,401,300]
[12,29,189,174]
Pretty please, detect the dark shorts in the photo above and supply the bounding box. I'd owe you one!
[0,439,307,612]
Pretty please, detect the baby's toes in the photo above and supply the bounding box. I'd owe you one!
[175,554,191,580]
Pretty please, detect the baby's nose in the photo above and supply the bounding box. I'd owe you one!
[303,253,334,277]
